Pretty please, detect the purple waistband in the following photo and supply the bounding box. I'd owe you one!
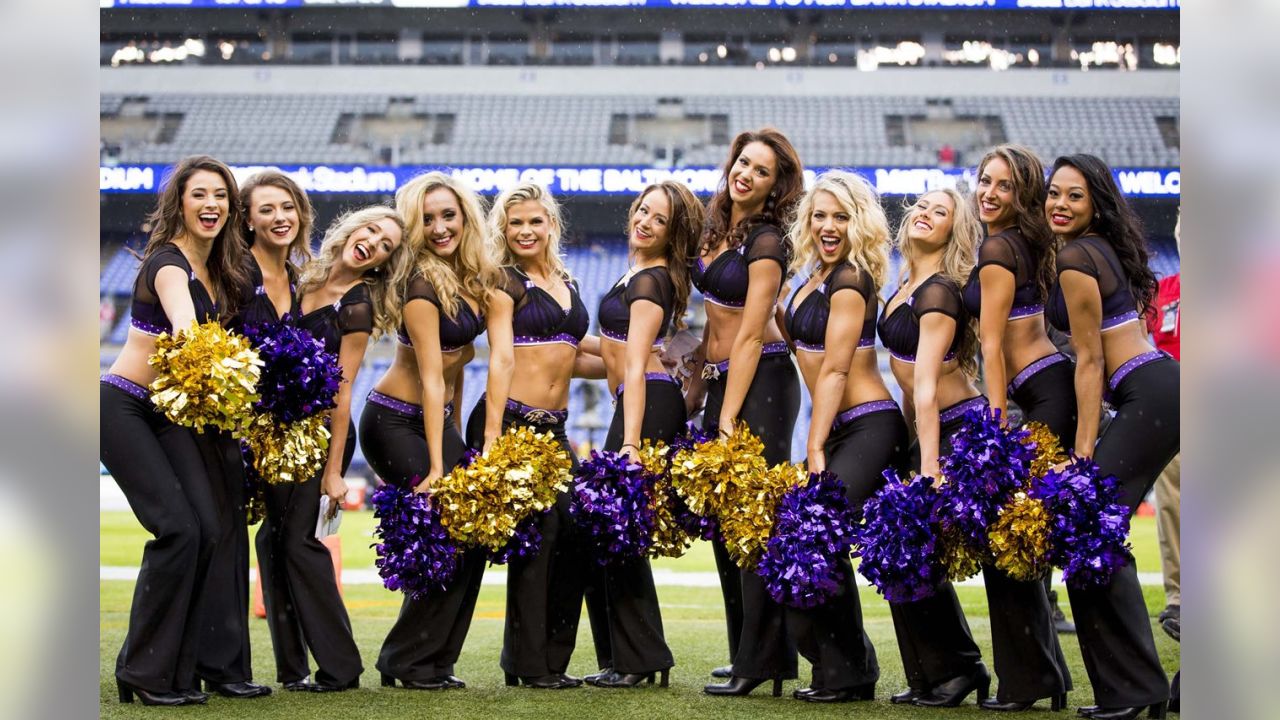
[940,396,989,425]
[367,390,454,420]
[615,372,681,399]
[1101,310,1141,331]
[101,373,151,403]
[703,341,791,380]
[130,318,167,336]
[888,349,958,364]
[396,332,462,353]
[601,327,663,348]
[832,399,900,431]
[1008,353,1071,395]
[514,333,580,347]
[1106,350,1170,401]
[1008,304,1045,320]
[506,398,568,426]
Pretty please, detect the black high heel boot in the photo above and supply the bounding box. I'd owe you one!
[116,679,190,706]
[892,687,928,704]
[981,692,1068,712]
[599,669,670,688]
[704,676,784,697]
[584,668,614,686]
[1088,702,1167,720]
[912,664,992,707]
[800,683,876,703]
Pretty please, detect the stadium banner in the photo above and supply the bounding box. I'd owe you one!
[100,163,1181,197]
[100,0,1179,10]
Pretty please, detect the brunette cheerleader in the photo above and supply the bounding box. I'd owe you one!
[358,172,498,690]
[463,183,593,689]
[876,188,989,707]
[961,145,1073,711]
[584,181,704,688]
[255,205,410,693]
[780,171,899,703]
[193,170,317,701]
[685,128,803,697]
[1046,154,1174,720]
[100,155,252,705]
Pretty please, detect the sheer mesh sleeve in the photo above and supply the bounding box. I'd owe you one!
[976,233,1019,275]
[1055,240,1100,281]
[1079,236,1127,301]
[828,263,873,304]
[337,284,375,336]
[404,272,443,310]
[498,266,527,305]
[744,225,790,270]
[625,268,674,311]
[136,245,191,305]
[913,277,963,321]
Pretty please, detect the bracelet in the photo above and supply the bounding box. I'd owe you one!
[621,443,639,451]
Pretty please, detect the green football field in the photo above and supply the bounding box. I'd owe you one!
[100,511,1179,719]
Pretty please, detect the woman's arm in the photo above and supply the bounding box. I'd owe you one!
[913,313,957,479]
[578,334,603,357]
[323,330,371,510]
[621,300,665,457]
[404,299,447,491]
[716,259,783,433]
[451,360,467,432]
[482,291,516,452]
[572,346,608,379]
[806,290,865,473]
[977,264,1016,423]
[1060,270,1106,457]
[153,265,198,332]
[682,324,710,417]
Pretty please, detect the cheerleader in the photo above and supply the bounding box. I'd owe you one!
[256,205,410,692]
[358,172,498,690]
[100,155,252,705]
[193,170,316,701]
[876,188,989,707]
[778,171,897,703]
[463,183,592,689]
[687,128,803,697]
[585,181,704,688]
[960,145,1073,711]
[1046,154,1174,720]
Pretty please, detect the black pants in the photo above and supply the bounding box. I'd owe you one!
[254,424,362,685]
[894,402,986,691]
[101,381,220,694]
[787,406,907,691]
[1067,357,1177,707]
[703,353,800,680]
[194,430,255,685]
[465,396,583,678]
[359,399,487,683]
[584,379,685,674]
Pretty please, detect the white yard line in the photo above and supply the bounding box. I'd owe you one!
[100,565,1164,588]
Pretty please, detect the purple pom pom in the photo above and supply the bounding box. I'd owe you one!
[370,483,460,599]
[569,450,657,566]
[936,408,1034,558]
[758,472,857,609]
[244,322,342,424]
[1030,457,1132,588]
[489,512,545,565]
[852,469,945,603]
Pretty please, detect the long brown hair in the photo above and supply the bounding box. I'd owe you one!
[143,155,251,314]
[628,181,704,332]
[976,144,1057,301]
[702,127,805,255]
[239,169,315,274]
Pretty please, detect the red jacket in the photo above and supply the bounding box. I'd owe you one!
[1145,274,1180,360]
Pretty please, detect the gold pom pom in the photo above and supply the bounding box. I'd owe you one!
[1023,422,1067,480]
[989,492,1052,581]
[937,525,984,582]
[433,426,571,551]
[718,461,804,570]
[241,413,331,484]
[148,320,262,434]
[637,441,692,559]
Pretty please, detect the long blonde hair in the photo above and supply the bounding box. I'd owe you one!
[788,171,891,294]
[297,205,412,337]
[396,171,499,317]
[487,182,569,281]
[892,187,981,376]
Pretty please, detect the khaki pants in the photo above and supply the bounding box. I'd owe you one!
[1155,453,1181,606]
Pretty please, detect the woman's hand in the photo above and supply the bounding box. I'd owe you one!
[619,444,639,462]
[322,472,348,517]
[920,461,941,483]
[482,434,498,455]
[414,468,442,494]
[807,448,826,474]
